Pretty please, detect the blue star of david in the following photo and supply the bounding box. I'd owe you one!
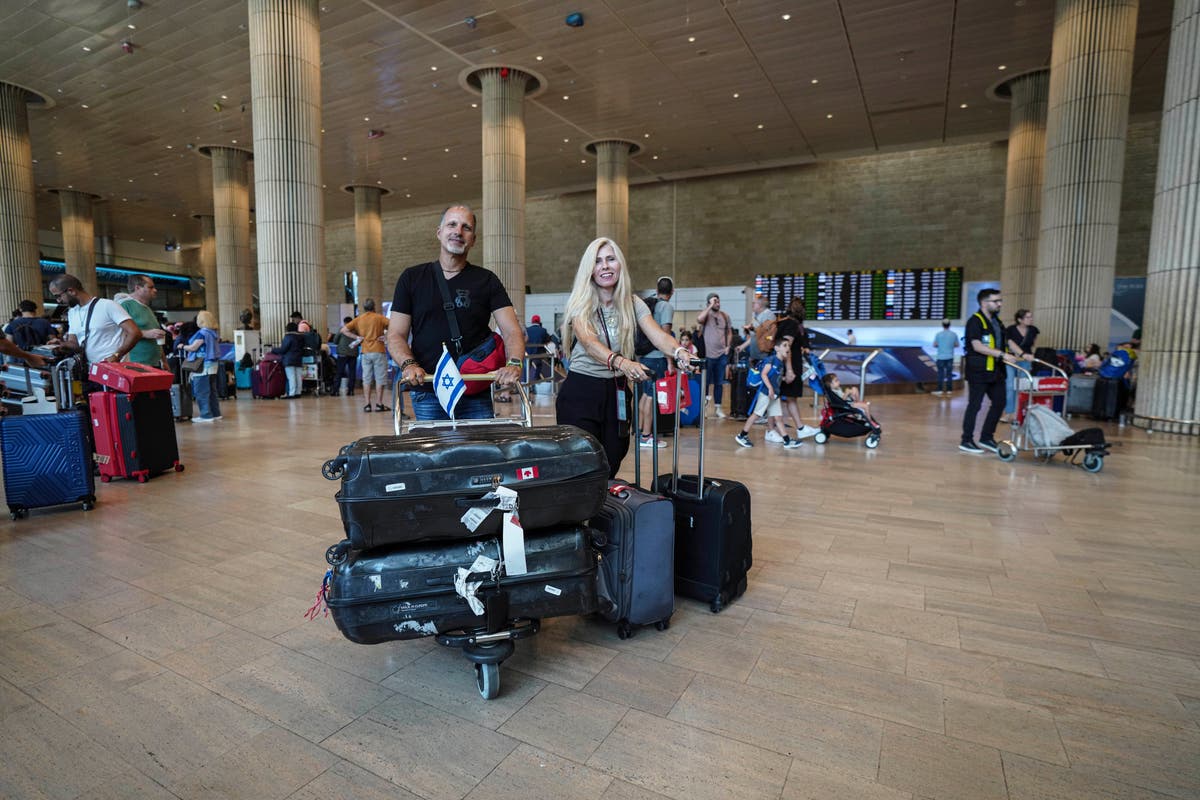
[441,375,455,389]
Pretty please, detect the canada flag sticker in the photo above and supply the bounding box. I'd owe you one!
[516,466,540,480]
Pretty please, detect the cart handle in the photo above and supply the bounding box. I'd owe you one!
[392,373,532,434]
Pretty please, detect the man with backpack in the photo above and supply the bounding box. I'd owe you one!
[4,300,53,357]
[636,277,675,448]
[735,293,776,366]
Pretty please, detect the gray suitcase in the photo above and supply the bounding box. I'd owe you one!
[171,383,193,420]
[1066,374,1097,414]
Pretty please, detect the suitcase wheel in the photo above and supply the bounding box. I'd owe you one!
[100,475,112,483]
[1082,452,1104,473]
[475,662,500,700]
[710,597,724,614]
[321,458,345,481]
[81,498,95,511]
[174,462,185,473]
[617,620,634,640]
[9,508,25,520]
[654,618,670,632]
[325,540,352,566]
[136,474,147,484]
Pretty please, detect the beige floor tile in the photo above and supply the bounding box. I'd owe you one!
[887,562,993,594]
[321,693,518,800]
[942,686,1067,764]
[877,722,1006,800]
[744,610,908,674]
[587,709,791,800]
[1002,751,1174,800]
[0,614,125,688]
[1055,709,1200,798]
[1089,592,1200,632]
[167,725,338,800]
[287,760,424,800]
[210,648,393,742]
[667,597,754,638]
[567,614,685,662]
[752,561,826,591]
[3,561,136,609]
[1041,606,1200,659]
[497,683,628,762]
[1181,694,1200,727]
[669,673,884,779]
[987,574,1100,612]
[907,546,1005,573]
[904,641,1008,697]
[583,651,696,716]
[752,533,803,563]
[504,628,618,689]
[55,586,164,628]
[736,577,789,611]
[382,646,546,730]
[781,760,912,800]
[776,586,857,625]
[600,779,673,799]
[77,769,183,800]
[273,619,433,682]
[818,571,925,610]
[1091,641,1200,696]
[94,599,232,661]
[0,704,132,800]
[924,587,1048,631]
[664,629,765,682]
[0,677,34,720]
[749,650,944,732]
[464,744,613,800]
[159,627,285,684]
[851,600,958,647]
[795,550,892,580]
[958,619,1107,676]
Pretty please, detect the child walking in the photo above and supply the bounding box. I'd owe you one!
[735,338,803,449]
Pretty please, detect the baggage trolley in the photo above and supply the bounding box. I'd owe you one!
[997,361,1111,472]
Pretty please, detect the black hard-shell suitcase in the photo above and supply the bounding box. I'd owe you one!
[657,367,752,613]
[728,365,751,419]
[0,409,96,519]
[1066,374,1097,415]
[325,425,609,549]
[1091,377,1123,420]
[325,526,600,645]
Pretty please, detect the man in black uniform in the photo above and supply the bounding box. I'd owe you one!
[960,287,1016,453]
[387,204,525,420]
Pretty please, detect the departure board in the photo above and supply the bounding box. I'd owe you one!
[754,267,962,321]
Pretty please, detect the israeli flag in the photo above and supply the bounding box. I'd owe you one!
[434,345,466,419]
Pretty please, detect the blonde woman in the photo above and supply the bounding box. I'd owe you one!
[556,238,691,477]
[180,310,222,422]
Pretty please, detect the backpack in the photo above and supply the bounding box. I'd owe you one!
[633,295,660,357]
[8,318,40,351]
[747,360,767,389]
[755,318,778,354]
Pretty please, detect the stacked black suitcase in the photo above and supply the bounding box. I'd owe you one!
[320,420,610,699]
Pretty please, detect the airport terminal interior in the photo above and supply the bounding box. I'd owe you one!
[2,1,1199,800]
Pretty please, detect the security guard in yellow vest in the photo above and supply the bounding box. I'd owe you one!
[960,288,1016,454]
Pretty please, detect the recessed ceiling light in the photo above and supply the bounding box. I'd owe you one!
[57,88,63,93]
[231,139,237,143]
[960,103,968,109]
[580,159,587,164]
[363,116,369,121]
[562,95,569,100]
[402,156,407,161]
[998,65,1007,70]
[80,104,89,109]
[82,46,91,52]
[376,180,382,185]
[320,128,325,133]
[221,95,228,100]
[535,55,543,61]
[153,172,159,176]
[444,147,450,152]
[139,238,144,241]
[733,93,740,98]
[430,65,438,71]
[122,198,127,202]
[127,23,136,29]
[128,178,133,182]
[563,138,570,143]
[782,13,792,21]
[452,173,458,178]
[322,184,327,188]
[67,184,72,188]
[826,113,834,119]
[470,102,477,108]
[405,193,411,198]
[31,159,37,164]
[166,145,173,149]
[811,79,819,85]
[56,151,63,155]
[687,36,696,42]
[172,213,176,217]
[652,155,659,160]
[643,133,650,138]
[757,123,764,129]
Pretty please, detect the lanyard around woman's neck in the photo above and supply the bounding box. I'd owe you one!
[596,308,614,351]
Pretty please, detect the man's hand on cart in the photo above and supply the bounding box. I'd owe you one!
[401,362,427,387]
[495,363,522,388]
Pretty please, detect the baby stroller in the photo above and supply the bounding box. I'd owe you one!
[997,404,1110,472]
[812,358,882,448]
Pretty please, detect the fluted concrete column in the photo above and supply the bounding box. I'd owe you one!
[193,213,217,314]
[465,66,541,320]
[0,83,43,313]
[55,190,100,290]
[249,0,324,343]
[586,139,641,258]
[343,184,388,306]
[203,146,253,339]
[996,71,1049,316]
[1137,0,1200,435]
[1035,0,1138,349]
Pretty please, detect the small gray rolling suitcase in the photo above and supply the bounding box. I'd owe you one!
[1066,373,1097,415]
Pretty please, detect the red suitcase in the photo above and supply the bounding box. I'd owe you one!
[88,362,174,394]
[252,354,287,399]
[89,390,184,483]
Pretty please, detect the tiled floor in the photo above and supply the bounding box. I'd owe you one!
[1,388,1197,800]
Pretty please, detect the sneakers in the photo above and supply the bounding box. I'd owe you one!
[959,440,984,453]
[978,439,1000,453]
[734,432,753,448]
[192,417,215,424]
[639,434,668,449]
[794,424,820,439]
[714,407,727,419]
[783,437,804,449]
[764,430,784,443]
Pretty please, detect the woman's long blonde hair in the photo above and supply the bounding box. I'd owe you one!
[561,238,637,359]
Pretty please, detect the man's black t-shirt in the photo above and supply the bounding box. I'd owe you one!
[964,310,1006,380]
[392,262,513,372]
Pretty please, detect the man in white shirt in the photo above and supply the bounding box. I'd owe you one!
[49,274,140,363]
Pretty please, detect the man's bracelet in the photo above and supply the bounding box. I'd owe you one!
[399,358,417,371]
[506,358,522,368]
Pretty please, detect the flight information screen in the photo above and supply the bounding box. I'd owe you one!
[754,267,962,320]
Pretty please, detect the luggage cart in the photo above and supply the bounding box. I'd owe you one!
[996,360,1110,472]
[324,373,539,700]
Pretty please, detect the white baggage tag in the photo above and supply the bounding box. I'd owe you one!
[460,486,519,532]
[502,510,528,576]
[454,554,498,615]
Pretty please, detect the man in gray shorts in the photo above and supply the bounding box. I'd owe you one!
[341,299,391,412]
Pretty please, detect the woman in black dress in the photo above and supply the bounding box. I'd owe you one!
[1002,308,1038,422]
[774,296,819,439]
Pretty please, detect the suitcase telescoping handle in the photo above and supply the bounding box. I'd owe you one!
[391,372,532,435]
[670,358,707,500]
[630,375,661,493]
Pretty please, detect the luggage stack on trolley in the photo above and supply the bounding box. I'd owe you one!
[318,376,609,700]
[997,360,1112,472]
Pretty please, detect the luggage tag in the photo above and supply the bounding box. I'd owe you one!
[615,387,628,422]
[459,484,518,532]
[454,554,499,616]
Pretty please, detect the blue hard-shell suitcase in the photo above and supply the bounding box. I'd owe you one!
[0,409,96,519]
